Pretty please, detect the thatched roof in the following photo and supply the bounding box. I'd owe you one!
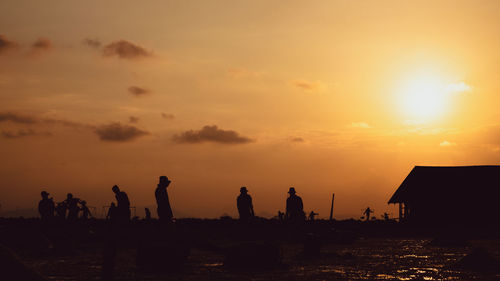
[388,165,500,204]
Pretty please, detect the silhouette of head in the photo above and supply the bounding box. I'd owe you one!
[159,176,171,187]
[41,191,49,199]
[112,185,120,193]
[67,193,73,199]
[111,202,116,207]
[288,187,296,195]
[81,200,87,205]
[240,186,248,194]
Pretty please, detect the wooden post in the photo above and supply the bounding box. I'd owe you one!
[399,203,403,222]
[329,193,335,221]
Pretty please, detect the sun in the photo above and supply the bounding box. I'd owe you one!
[397,73,451,123]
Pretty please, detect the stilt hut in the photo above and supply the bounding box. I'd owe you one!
[388,166,500,226]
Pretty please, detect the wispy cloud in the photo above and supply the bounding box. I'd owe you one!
[129,116,139,123]
[0,112,38,124]
[0,111,149,142]
[439,140,456,147]
[1,129,52,139]
[291,79,325,91]
[82,38,102,48]
[446,81,471,93]
[102,40,152,59]
[0,34,19,55]
[94,122,149,142]
[128,86,151,97]
[28,37,52,57]
[351,122,371,129]
[161,113,175,120]
[173,125,253,144]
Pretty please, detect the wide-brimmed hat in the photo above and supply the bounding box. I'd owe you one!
[240,186,248,192]
[288,187,296,194]
[159,176,171,183]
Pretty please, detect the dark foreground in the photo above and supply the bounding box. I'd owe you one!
[1,218,500,281]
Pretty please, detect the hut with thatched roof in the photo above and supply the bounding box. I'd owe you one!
[388,166,500,226]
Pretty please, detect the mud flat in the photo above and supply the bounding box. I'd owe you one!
[1,218,499,281]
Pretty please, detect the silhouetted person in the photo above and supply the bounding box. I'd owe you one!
[106,202,117,221]
[144,208,151,220]
[237,186,254,221]
[155,176,173,222]
[55,201,67,220]
[112,185,130,222]
[383,212,390,221]
[64,193,81,221]
[286,187,305,222]
[38,191,55,222]
[308,211,318,221]
[363,207,373,221]
[278,211,284,221]
[80,200,92,220]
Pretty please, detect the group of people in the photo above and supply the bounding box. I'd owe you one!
[40,176,312,223]
[237,186,309,223]
[38,191,92,222]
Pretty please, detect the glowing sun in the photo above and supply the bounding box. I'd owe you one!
[397,73,469,123]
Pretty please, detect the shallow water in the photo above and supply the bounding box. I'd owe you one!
[23,238,500,281]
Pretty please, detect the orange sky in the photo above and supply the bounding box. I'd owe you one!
[1,0,500,218]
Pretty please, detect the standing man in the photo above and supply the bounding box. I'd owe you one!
[237,186,254,222]
[112,185,130,222]
[65,193,81,221]
[38,191,55,222]
[286,187,305,222]
[155,176,173,222]
[363,207,374,221]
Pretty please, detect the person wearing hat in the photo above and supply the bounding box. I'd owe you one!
[38,190,55,222]
[155,176,173,222]
[286,187,305,222]
[237,186,254,222]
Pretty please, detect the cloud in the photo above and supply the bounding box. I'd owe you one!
[0,112,38,124]
[29,37,52,56]
[291,79,325,91]
[1,129,51,139]
[102,40,152,59]
[446,81,471,93]
[128,86,151,96]
[439,140,456,147]
[0,34,19,54]
[351,122,371,129]
[82,38,102,48]
[94,122,149,142]
[291,137,304,142]
[129,116,139,123]
[0,111,150,142]
[173,125,253,144]
[0,112,90,128]
[161,113,175,120]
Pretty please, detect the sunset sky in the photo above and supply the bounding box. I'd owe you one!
[1,0,500,218]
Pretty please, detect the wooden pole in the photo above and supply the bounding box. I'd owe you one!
[329,193,335,221]
[399,203,403,222]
